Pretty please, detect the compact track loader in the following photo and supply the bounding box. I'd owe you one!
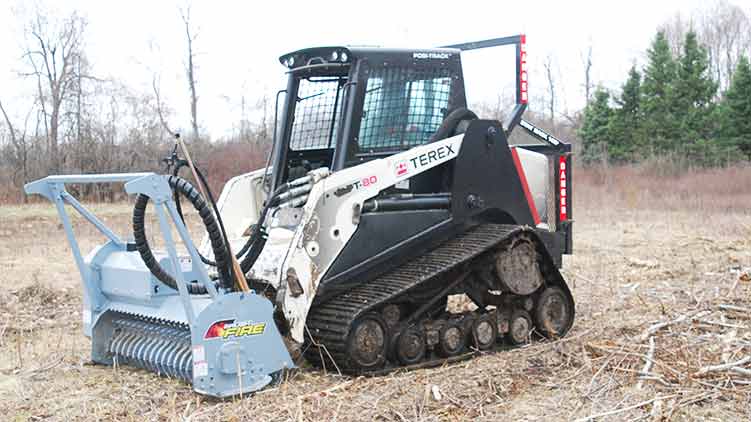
[26,34,574,397]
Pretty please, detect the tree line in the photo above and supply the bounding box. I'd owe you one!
[1,2,749,203]
[579,5,751,166]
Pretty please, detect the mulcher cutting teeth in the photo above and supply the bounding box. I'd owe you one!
[109,316,193,382]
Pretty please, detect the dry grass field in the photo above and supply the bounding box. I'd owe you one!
[1,164,750,421]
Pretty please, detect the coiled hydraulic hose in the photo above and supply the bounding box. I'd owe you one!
[132,176,232,293]
[171,161,254,268]
[133,168,313,293]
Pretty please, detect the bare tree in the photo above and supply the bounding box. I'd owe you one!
[0,99,34,201]
[660,12,691,58]
[152,74,174,136]
[581,43,593,105]
[180,6,200,141]
[698,1,750,91]
[660,1,751,92]
[543,54,557,121]
[141,39,174,137]
[20,10,87,173]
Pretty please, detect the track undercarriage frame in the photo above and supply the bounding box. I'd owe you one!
[304,224,575,373]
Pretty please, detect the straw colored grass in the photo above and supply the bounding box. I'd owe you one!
[1,165,750,421]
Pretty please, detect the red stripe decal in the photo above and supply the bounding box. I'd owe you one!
[510,147,541,225]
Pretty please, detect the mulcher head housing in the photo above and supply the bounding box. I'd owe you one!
[25,174,293,397]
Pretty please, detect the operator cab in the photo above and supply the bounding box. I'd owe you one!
[270,46,467,191]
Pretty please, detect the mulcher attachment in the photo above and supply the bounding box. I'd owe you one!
[25,173,294,398]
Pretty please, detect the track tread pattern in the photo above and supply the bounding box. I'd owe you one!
[305,223,523,371]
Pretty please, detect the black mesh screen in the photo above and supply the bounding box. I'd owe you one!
[290,77,345,150]
[358,66,453,152]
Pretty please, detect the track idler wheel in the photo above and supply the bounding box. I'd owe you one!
[437,320,466,357]
[470,313,498,350]
[346,313,389,371]
[507,309,532,345]
[534,286,574,338]
[395,327,427,365]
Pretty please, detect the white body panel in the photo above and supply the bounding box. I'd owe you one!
[200,168,268,257]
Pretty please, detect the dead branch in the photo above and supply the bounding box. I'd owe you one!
[719,304,751,314]
[297,380,354,401]
[731,367,751,377]
[697,319,747,330]
[637,336,656,389]
[695,356,751,376]
[639,310,710,341]
[575,394,680,422]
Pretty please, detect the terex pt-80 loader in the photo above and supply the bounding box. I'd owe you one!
[26,35,574,397]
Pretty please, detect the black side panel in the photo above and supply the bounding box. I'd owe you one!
[320,209,452,297]
[535,229,566,268]
[451,120,535,226]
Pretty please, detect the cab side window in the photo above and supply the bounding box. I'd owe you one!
[357,67,453,153]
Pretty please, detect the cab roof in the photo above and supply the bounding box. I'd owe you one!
[278,46,461,70]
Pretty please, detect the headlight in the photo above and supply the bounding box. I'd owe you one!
[340,51,348,62]
[330,51,339,62]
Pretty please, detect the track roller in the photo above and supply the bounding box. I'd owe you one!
[395,327,427,365]
[534,286,574,338]
[437,320,466,357]
[381,304,402,327]
[346,313,389,370]
[470,313,498,350]
[507,309,532,345]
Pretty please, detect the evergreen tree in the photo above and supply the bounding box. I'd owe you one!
[609,65,642,161]
[641,31,678,154]
[673,31,717,145]
[719,56,751,156]
[578,88,612,163]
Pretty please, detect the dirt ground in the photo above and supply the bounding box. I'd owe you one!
[1,174,750,421]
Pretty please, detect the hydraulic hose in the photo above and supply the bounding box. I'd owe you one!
[237,179,301,273]
[132,175,232,293]
[137,163,312,293]
[171,162,254,267]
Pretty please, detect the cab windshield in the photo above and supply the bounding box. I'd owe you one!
[289,76,347,151]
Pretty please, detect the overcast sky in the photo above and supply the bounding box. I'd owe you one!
[1,0,749,138]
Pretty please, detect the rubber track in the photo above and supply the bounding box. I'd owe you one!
[304,223,523,372]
